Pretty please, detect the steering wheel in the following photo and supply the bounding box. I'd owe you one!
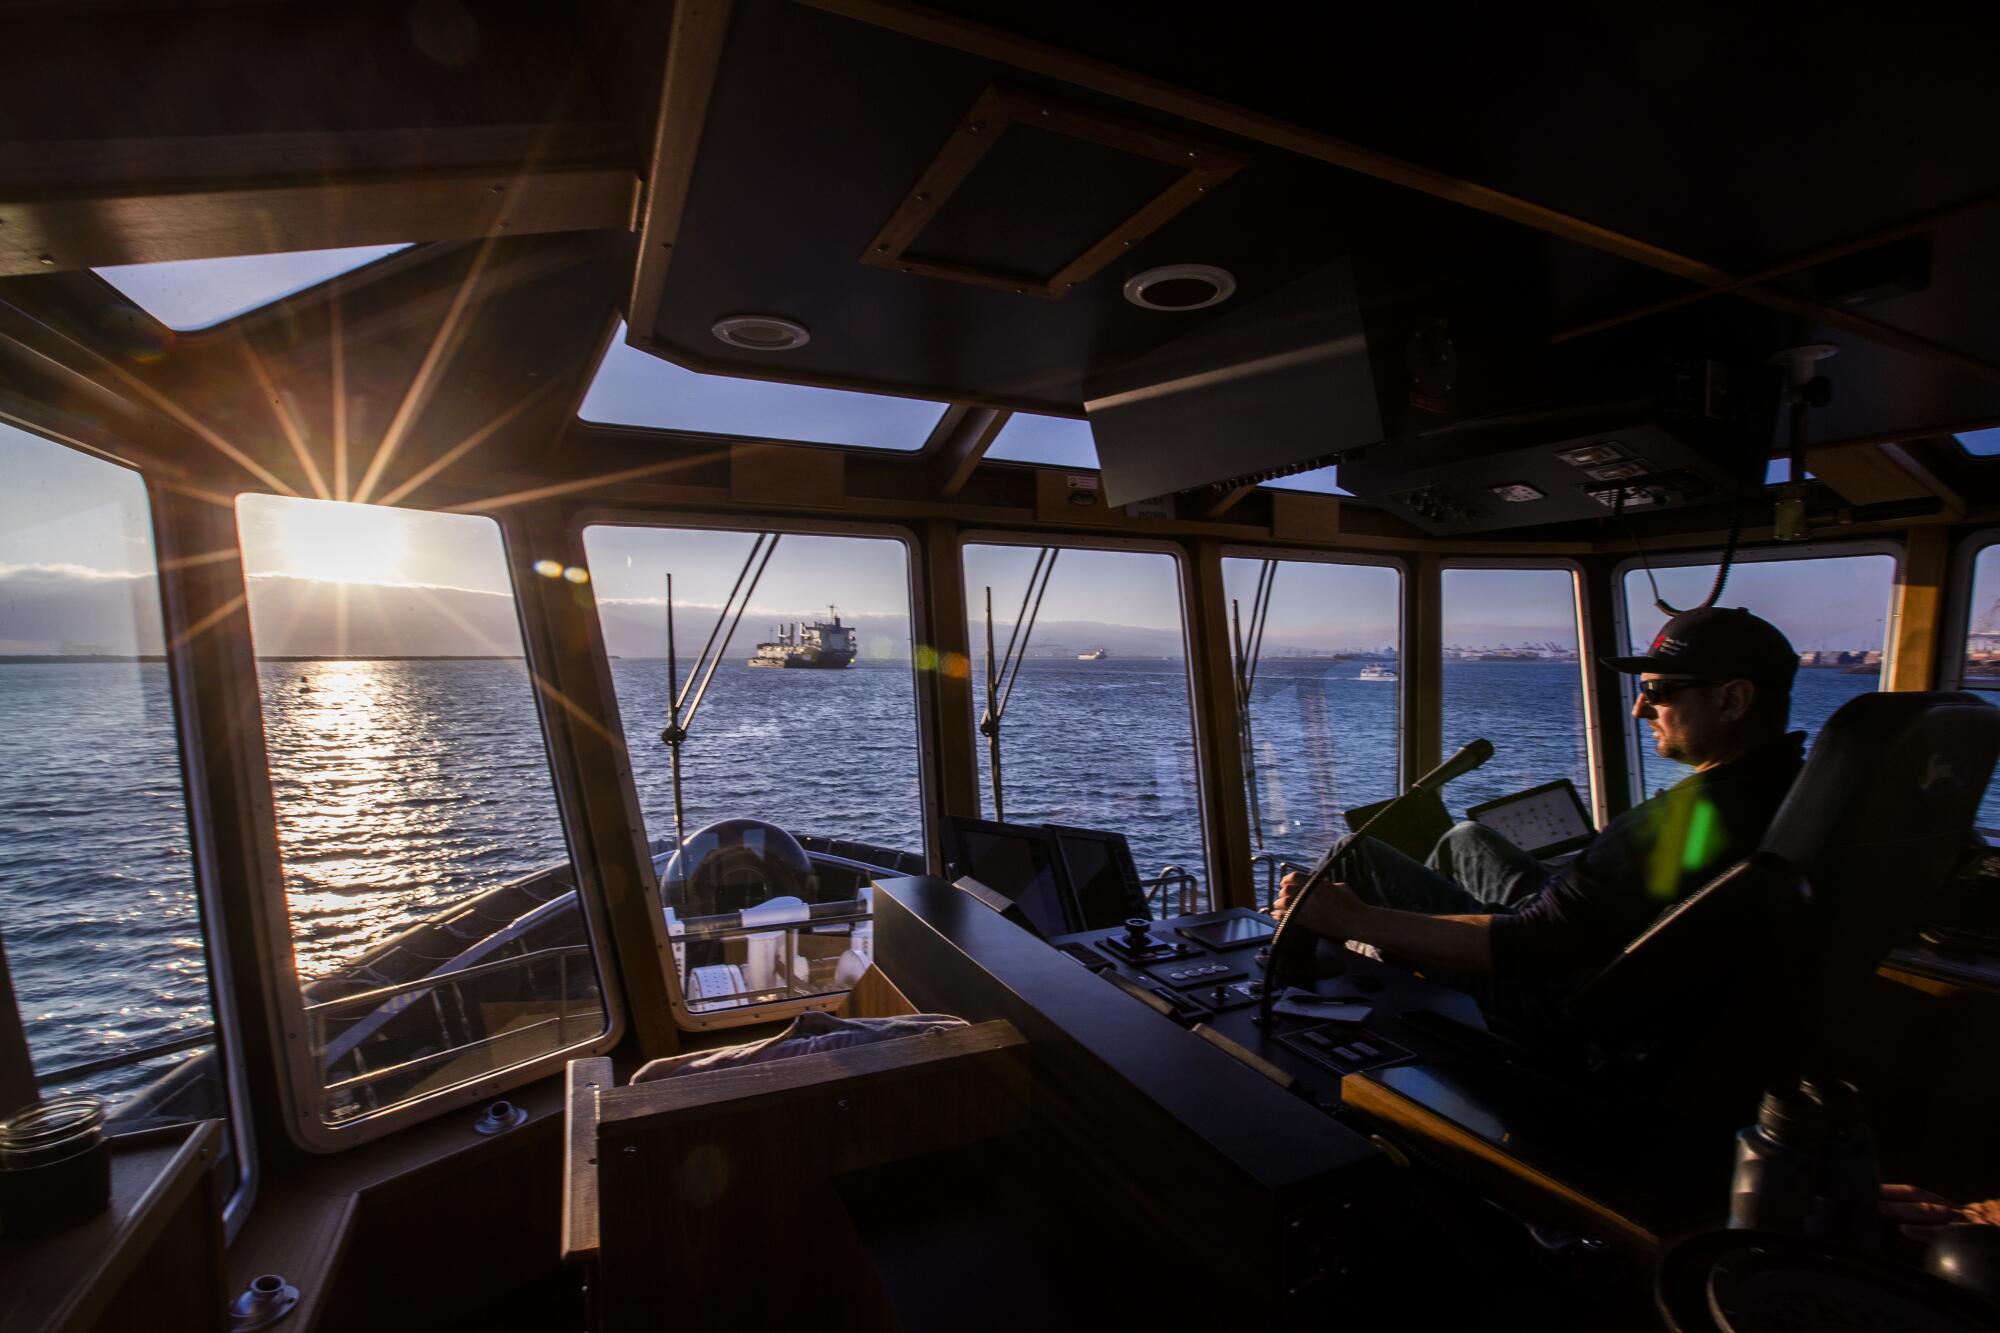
[1259,839,1351,1023]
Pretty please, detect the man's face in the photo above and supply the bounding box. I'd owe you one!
[1633,673,1733,766]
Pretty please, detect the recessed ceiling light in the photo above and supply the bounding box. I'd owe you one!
[1122,264,1236,312]
[1490,482,1545,503]
[710,314,811,351]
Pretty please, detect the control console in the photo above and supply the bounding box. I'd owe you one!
[1049,906,1489,1108]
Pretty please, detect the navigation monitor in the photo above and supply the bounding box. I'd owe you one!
[1045,825,1147,928]
[1465,779,1596,857]
[942,816,1078,938]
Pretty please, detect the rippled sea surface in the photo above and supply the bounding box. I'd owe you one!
[0,654,1911,1095]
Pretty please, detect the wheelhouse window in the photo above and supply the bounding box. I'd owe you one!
[0,426,238,1151]
[1440,566,1592,816]
[961,542,1205,914]
[1618,548,1898,795]
[1260,465,1352,496]
[95,243,413,331]
[236,496,611,1134]
[1952,537,2000,828]
[581,524,924,1022]
[579,322,947,450]
[1221,555,1399,899]
[984,414,1099,469]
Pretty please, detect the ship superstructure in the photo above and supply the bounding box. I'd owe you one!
[750,606,857,669]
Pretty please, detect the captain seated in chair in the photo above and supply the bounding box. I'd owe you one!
[1275,607,1806,1036]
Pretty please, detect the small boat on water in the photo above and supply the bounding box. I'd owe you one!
[749,606,857,669]
[1359,663,1398,681]
[1078,647,1109,661]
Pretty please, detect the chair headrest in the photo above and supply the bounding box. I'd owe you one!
[1761,691,2000,866]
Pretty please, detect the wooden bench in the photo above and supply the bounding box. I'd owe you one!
[563,968,1029,1330]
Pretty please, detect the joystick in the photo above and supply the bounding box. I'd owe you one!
[1123,917,1152,944]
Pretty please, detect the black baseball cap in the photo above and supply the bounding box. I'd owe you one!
[1601,606,1798,689]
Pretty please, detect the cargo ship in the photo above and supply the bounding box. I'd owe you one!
[748,607,857,669]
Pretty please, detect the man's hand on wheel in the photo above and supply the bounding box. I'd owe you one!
[1273,872,1362,938]
[1881,1184,2000,1241]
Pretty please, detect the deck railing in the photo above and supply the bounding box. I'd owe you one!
[1142,865,1202,916]
[305,943,600,1101]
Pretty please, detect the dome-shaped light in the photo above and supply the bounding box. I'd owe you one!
[710,314,811,351]
[1122,264,1236,312]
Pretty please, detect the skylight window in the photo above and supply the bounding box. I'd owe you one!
[1957,427,2000,457]
[579,323,947,450]
[1764,458,1817,485]
[95,244,412,331]
[1261,466,1351,496]
[985,414,1099,468]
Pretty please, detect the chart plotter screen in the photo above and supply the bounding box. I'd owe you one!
[1465,779,1596,857]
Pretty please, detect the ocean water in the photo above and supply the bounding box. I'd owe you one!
[0,653,1917,1096]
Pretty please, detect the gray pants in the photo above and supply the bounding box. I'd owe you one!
[1333,821,1566,1037]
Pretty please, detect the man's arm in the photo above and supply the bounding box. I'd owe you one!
[1294,881,1496,973]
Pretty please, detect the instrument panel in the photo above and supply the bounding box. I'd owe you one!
[1048,908,1492,1109]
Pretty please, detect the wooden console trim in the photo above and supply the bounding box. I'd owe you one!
[1340,1071,1667,1262]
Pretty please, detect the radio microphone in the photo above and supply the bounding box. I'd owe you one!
[1411,738,1493,792]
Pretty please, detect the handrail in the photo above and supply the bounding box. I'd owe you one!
[303,944,593,1018]
[675,904,872,943]
[1141,865,1202,917]
[321,1009,592,1095]
[1248,853,1312,910]
[34,1027,217,1087]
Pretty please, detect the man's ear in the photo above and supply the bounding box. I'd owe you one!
[1718,678,1756,722]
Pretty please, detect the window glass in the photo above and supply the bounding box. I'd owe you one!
[985,414,1099,468]
[95,244,412,331]
[1440,567,1590,814]
[1222,558,1398,895]
[1956,428,2000,458]
[1764,458,1816,485]
[1957,542,2000,827]
[236,496,607,1127]
[0,424,232,1136]
[962,544,1203,913]
[583,525,923,1015]
[1621,553,1896,794]
[1260,466,1352,496]
[579,322,947,450]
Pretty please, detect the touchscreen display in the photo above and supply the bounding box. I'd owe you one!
[1468,780,1594,857]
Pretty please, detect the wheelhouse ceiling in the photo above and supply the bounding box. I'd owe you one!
[1,0,1998,522]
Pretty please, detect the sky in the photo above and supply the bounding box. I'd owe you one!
[1223,556,1398,652]
[579,321,947,449]
[94,244,411,331]
[0,416,1933,660]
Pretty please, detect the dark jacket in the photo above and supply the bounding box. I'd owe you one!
[1488,731,1807,978]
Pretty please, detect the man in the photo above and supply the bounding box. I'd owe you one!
[1274,606,1806,1032]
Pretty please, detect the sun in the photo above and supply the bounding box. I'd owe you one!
[256,497,414,585]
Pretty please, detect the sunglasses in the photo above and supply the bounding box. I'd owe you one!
[1636,677,1721,705]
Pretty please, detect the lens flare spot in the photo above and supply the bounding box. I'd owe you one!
[562,565,589,584]
[913,644,939,671]
[532,559,563,579]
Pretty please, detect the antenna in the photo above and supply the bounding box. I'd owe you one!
[978,548,1058,821]
[659,533,781,850]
